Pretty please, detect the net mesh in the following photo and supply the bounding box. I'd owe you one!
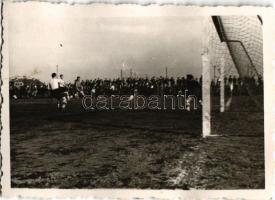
[208,16,263,112]
[209,16,263,78]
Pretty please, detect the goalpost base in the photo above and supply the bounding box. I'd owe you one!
[203,134,222,138]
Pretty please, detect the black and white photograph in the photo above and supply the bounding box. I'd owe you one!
[1,2,274,198]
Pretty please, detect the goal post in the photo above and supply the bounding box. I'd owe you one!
[202,17,212,137]
[201,15,263,137]
[202,52,211,137]
[220,56,225,113]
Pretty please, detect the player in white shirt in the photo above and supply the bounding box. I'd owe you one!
[59,74,70,101]
[49,73,60,91]
[49,73,67,110]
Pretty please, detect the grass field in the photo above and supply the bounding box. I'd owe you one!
[10,97,264,189]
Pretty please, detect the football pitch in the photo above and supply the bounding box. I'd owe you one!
[10,98,264,189]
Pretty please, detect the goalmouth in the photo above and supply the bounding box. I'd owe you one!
[202,15,263,137]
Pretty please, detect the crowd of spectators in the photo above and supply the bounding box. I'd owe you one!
[9,74,263,99]
[10,79,48,99]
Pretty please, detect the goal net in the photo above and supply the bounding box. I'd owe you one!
[202,16,263,137]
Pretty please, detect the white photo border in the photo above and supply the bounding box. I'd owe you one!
[1,3,275,199]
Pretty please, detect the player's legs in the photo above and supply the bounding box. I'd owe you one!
[59,87,70,101]
[57,88,68,110]
[51,89,60,109]
[76,90,85,98]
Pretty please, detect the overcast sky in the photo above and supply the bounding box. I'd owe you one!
[7,3,203,82]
